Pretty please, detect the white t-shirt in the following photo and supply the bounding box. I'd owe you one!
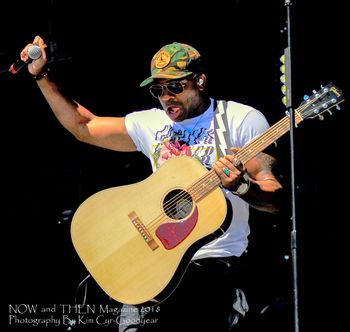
[125,98,270,259]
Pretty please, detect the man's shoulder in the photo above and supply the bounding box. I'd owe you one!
[216,99,257,113]
[215,99,260,125]
[126,107,166,121]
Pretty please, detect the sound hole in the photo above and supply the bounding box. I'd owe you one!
[163,189,193,220]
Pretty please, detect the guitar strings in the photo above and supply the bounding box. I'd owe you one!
[237,113,301,164]
[147,109,305,231]
[147,110,304,231]
[236,96,323,164]
[147,94,328,232]
[147,169,219,231]
[237,96,331,164]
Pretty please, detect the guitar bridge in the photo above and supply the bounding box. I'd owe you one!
[128,211,159,251]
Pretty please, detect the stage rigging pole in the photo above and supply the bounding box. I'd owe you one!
[283,1,300,332]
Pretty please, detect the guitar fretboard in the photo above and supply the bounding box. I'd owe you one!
[186,111,303,202]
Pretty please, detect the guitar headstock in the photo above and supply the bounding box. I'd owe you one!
[297,83,344,121]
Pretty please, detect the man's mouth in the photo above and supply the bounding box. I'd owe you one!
[167,106,180,114]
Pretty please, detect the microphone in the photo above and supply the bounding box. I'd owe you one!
[9,45,42,74]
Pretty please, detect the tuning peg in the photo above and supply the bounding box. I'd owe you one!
[303,95,309,101]
[312,90,319,98]
[327,110,333,115]
[318,115,324,120]
[336,105,341,110]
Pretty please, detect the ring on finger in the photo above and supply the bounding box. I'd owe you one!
[222,167,230,176]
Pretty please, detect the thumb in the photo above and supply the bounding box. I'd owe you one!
[230,147,240,154]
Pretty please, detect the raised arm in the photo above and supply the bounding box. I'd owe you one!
[21,36,137,152]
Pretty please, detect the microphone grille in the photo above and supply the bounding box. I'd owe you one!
[28,45,42,60]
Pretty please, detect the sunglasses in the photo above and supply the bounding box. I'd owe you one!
[149,81,187,98]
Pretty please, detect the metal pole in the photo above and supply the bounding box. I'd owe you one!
[284,1,300,331]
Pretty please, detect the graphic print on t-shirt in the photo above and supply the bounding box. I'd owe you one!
[152,124,216,169]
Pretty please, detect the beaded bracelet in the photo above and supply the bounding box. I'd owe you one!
[32,68,50,81]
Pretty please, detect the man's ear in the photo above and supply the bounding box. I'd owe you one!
[196,74,206,88]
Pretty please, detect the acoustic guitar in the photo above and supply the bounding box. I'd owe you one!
[71,83,344,305]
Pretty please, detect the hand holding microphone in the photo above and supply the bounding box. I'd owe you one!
[10,36,47,76]
[9,45,42,74]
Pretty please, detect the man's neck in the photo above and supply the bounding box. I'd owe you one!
[190,96,211,119]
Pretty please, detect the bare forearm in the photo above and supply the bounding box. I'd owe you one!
[36,75,94,137]
[239,179,282,213]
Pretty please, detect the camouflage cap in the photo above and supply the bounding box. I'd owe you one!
[140,42,201,87]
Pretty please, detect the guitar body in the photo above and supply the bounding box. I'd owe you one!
[71,156,228,305]
[70,83,344,305]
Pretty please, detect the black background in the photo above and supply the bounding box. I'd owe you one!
[1,1,349,331]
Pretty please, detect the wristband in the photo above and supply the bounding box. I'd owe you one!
[232,173,251,197]
[32,68,50,81]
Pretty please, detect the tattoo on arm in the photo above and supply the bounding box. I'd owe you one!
[242,152,282,213]
[255,152,276,174]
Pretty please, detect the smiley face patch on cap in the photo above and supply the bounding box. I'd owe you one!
[154,50,171,69]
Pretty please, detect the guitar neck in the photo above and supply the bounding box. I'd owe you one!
[235,83,344,165]
[189,111,304,202]
[235,110,304,165]
[189,81,345,202]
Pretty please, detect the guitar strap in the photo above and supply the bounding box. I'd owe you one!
[213,99,251,195]
[213,100,231,159]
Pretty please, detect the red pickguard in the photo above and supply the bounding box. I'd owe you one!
[155,207,199,249]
